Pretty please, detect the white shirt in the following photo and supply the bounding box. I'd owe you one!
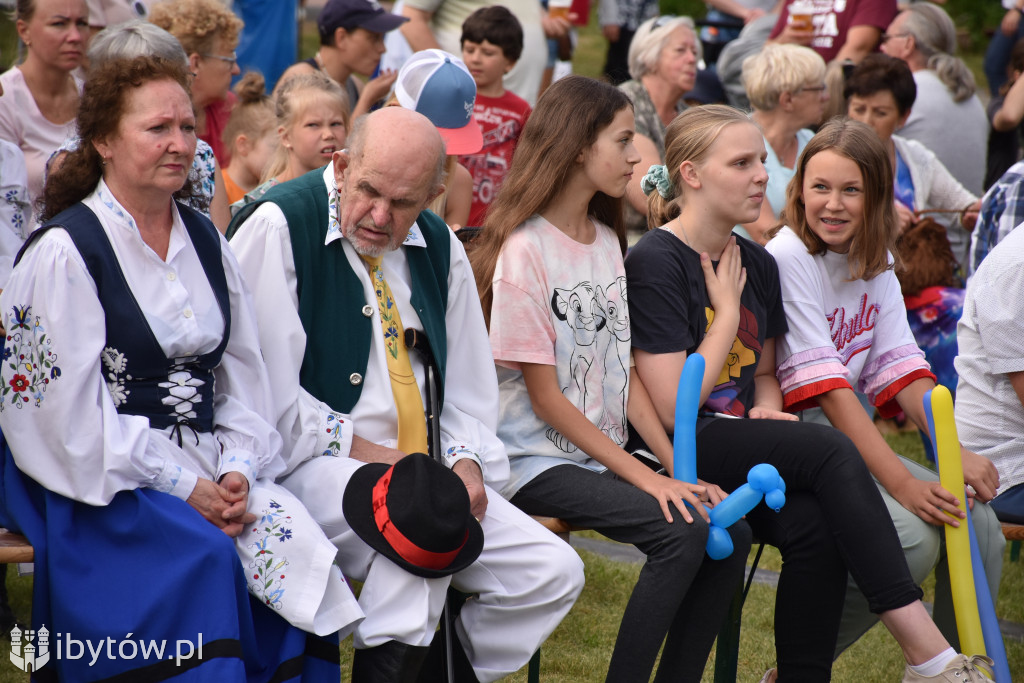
[892,134,978,267]
[0,140,29,287]
[228,165,510,490]
[0,68,80,211]
[955,225,1024,495]
[0,180,284,505]
[767,227,931,413]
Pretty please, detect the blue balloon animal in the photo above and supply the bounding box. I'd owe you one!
[706,463,786,559]
[672,353,786,559]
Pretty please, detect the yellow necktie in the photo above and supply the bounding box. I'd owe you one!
[362,255,429,455]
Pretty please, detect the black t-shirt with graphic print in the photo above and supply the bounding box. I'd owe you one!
[625,228,787,417]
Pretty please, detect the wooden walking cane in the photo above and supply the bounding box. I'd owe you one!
[405,328,455,683]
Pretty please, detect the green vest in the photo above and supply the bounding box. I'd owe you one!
[228,167,450,413]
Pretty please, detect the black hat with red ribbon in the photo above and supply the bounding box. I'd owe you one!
[343,452,484,578]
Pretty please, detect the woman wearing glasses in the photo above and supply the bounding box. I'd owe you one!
[149,0,243,167]
[618,15,700,228]
[737,43,828,245]
[617,15,699,159]
[879,2,986,235]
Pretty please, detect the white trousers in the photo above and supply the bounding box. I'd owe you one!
[237,480,365,638]
[282,456,585,683]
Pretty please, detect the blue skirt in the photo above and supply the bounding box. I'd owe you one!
[0,433,340,682]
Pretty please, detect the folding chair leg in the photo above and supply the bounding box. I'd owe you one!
[527,649,541,683]
[713,544,764,683]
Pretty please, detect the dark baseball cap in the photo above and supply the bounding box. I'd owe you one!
[318,0,409,39]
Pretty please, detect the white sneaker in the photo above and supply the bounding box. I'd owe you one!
[902,654,995,682]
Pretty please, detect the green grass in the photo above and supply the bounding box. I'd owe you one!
[0,431,1019,682]
[0,6,1019,681]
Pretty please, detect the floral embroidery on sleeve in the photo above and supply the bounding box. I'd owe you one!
[4,189,25,239]
[320,412,347,457]
[442,444,482,470]
[2,306,61,409]
[247,500,292,610]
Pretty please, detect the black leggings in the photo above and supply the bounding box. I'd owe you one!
[695,418,923,681]
[512,465,751,683]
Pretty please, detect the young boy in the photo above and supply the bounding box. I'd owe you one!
[459,5,532,228]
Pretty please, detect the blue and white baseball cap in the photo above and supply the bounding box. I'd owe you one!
[395,49,483,155]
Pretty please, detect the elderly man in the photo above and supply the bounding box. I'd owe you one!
[227,107,583,682]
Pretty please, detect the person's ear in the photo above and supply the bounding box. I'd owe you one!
[333,26,350,50]
[278,124,291,149]
[904,34,917,56]
[679,160,700,189]
[897,107,911,129]
[235,133,251,157]
[92,138,111,165]
[15,19,29,46]
[779,90,795,112]
[188,52,203,73]
[504,58,516,74]
[427,183,446,206]
[332,149,350,185]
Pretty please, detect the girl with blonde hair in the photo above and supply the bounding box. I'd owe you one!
[233,71,349,211]
[221,72,278,204]
[627,105,992,682]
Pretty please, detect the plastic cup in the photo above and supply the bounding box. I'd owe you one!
[549,0,572,22]
[788,0,814,30]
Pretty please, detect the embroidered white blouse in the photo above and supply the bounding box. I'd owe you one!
[229,166,511,490]
[0,140,30,287]
[0,180,285,505]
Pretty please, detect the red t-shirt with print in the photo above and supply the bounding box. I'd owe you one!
[458,90,532,228]
[769,0,897,63]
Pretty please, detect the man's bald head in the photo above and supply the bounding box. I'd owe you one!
[331,108,448,257]
[345,107,447,191]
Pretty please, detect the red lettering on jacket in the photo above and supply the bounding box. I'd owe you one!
[827,293,878,352]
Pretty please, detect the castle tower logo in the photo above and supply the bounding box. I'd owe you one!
[10,625,50,672]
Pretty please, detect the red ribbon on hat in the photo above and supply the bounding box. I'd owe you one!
[372,466,468,570]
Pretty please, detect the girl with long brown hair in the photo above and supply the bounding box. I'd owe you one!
[766,117,1002,663]
[473,76,750,682]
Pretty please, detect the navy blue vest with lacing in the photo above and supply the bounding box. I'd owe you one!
[16,202,230,439]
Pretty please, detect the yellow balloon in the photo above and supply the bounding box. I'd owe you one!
[930,385,986,656]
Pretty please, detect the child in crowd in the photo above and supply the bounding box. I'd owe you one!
[393,49,478,229]
[764,118,1004,658]
[233,71,349,212]
[626,105,993,682]
[221,72,278,204]
[471,76,750,682]
[458,6,532,228]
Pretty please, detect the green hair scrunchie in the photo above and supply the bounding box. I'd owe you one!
[640,164,673,199]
